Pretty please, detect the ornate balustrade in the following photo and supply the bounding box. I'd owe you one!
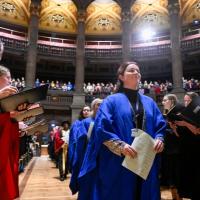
[41,90,100,110]
[0,36,27,52]
[1,26,200,59]
[85,48,122,58]
[37,44,76,57]
[132,42,171,59]
[41,90,73,110]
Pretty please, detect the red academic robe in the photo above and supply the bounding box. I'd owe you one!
[54,130,64,154]
[0,113,19,200]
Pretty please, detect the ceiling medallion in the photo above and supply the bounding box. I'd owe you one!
[98,17,110,27]
[51,14,64,23]
[196,2,200,9]
[1,2,15,12]
[143,13,157,22]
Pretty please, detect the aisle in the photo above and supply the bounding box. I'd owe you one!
[18,156,77,200]
[18,156,189,200]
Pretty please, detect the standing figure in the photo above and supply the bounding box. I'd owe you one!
[171,92,200,199]
[70,98,102,194]
[0,65,19,200]
[161,94,182,200]
[78,61,166,200]
[54,121,70,181]
[68,106,91,172]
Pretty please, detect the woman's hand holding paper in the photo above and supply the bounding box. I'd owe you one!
[154,139,164,153]
[121,143,137,158]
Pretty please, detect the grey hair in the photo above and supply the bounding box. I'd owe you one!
[0,65,10,77]
[164,94,178,107]
[91,98,103,110]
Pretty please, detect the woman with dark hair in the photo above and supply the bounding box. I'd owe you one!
[68,105,91,171]
[78,61,166,200]
[78,106,91,120]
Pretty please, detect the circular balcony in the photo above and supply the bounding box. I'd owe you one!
[1,26,200,60]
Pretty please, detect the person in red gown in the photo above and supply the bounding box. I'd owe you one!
[0,65,19,200]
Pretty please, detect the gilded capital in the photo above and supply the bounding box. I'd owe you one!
[168,1,180,16]
[30,1,41,17]
[122,10,131,22]
[77,10,86,22]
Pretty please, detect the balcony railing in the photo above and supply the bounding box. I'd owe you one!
[1,26,200,59]
[37,44,76,57]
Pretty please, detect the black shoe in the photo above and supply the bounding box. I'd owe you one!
[60,176,65,181]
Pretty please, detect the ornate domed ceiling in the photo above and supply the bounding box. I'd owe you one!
[40,0,77,33]
[85,0,121,35]
[0,0,200,35]
[0,0,30,26]
[181,0,200,25]
[131,0,170,33]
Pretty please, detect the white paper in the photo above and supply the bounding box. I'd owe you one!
[122,129,156,180]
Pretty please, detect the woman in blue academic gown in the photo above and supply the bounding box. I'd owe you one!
[78,61,166,200]
[68,105,91,172]
[70,98,103,194]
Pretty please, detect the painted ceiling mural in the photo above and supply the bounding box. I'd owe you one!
[181,0,200,25]
[0,0,199,35]
[39,0,77,33]
[85,0,121,35]
[0,0,30,26]
[131,0,170,33]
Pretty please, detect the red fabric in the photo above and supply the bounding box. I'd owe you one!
[0,113,19,200]
[54,130,64,154]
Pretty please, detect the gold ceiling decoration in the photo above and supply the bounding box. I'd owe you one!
[0,0,30,26]
[0,0,199,35]
[85,0,121,35]
[181,0,200,25]
[39,0,77,33]
[131,0,169,32]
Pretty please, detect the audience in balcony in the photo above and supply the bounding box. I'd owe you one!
[11,77,200,98]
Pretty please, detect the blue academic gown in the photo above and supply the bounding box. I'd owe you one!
[70,117,94,194]
[78,93,166,200]
[68,120,81,172]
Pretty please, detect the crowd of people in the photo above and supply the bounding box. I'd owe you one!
[47,62,200,200]
[11,77,200,95]
[64,62,200,200]
[1,61,200,200]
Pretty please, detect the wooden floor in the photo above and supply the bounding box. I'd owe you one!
[18,156,77,200]
[17,156,189,200]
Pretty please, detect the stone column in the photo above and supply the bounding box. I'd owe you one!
[71,9,86,122]
[168,0,184,96]
[121,8,131,62]
[25,0,41,88]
